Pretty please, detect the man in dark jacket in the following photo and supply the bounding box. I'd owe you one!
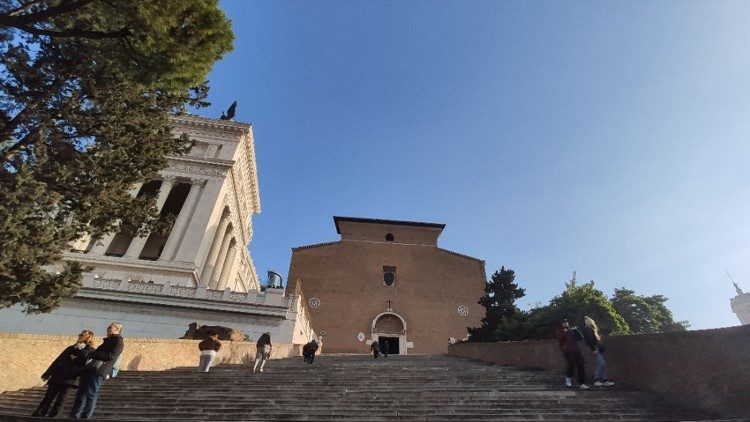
[556,320,589,389]
[70,322,125,419]
[302,339,319,364]
[370,340,380,359]
[380,340,389,358]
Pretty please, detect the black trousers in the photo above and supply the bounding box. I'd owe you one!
[563,350,586,384]
[34,382,71,416]
[303,353,315,364]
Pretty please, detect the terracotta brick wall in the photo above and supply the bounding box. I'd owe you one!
[0,332,302,393]
[448,325,750,418]
[289,241,486,354]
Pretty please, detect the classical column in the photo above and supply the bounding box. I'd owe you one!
[216,240,238,291]
[207,231,233,289]
[174,179,225,264]
[226,246,245,291]
[158,178,204,261]
[198,213,231,285]
[124,177,174,259]
[89,182,143,255]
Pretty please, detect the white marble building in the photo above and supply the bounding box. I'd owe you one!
[0,115,316,344]
[68,114,262,291]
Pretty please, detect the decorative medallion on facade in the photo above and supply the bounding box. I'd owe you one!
[457,305,469,317]
[309,297,321,308]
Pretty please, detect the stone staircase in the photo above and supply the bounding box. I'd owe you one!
[0,355,715,421]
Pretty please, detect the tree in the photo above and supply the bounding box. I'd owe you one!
[611,288,689,334]
[468,267,527,342]
[521,276,630,340]
[0,0,233,312]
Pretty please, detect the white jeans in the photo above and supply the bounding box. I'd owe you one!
[198,354,215,372]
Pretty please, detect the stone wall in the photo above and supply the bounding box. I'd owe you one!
[448,325,750,418]
[0,332,302,394]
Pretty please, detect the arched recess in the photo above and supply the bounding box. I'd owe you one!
[371,312,409,355]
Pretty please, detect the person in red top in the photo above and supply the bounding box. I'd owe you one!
[556,319,589,389]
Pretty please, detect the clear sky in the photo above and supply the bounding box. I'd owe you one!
[199,1,750,330]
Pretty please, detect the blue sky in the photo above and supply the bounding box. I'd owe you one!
[199,1,750,329]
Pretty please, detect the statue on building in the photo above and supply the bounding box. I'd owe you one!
[181,322,244,341]
[220,100,237,120]
[734,282,744,295]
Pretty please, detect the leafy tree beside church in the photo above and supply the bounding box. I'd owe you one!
[0,0,233,312]
[611,288,689,334]
[468,267,527,342]
[468,269,688,342]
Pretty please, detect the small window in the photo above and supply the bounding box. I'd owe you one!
[385,233,394,242]
[383,266,396,286]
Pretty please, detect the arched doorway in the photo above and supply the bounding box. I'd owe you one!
[371,312,408,355]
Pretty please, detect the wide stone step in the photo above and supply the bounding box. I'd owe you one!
[0,355,713,421]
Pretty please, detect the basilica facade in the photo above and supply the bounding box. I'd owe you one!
[287,216,486,354]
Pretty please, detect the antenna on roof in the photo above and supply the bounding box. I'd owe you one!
[726,268,744,295]
[725,268,736,284]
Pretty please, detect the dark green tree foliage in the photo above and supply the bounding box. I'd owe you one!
[468,267,527,342]
[611,288,689,334]
[0,0,233,312]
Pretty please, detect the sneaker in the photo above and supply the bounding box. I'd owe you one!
[579,384,590,390]
[565,377,572,387]
[604,380,615,386]
[594,380,604,387]
[259,368,264,372]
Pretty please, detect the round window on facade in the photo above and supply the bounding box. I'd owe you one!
[385,233,394,242]
[383,272,395,286]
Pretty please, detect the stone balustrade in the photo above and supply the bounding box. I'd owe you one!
[0,332,303,393]
[83,277,288,308]
[448,324,750,419]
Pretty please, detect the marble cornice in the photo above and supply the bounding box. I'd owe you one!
[75,288,290,317]
[170,114,252,134]
[63,252,197,274]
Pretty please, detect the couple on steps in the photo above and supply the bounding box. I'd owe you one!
[557,316,615,390]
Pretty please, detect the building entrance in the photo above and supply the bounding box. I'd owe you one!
[378,336,400,355]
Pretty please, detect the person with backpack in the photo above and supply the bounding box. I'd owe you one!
[69,322,125,419]
[32,330,95,417]
[253,332,272,372]
[556,319,589,389]
[583,316,615,387]
[302,339,318,364]
[198,332,222,372]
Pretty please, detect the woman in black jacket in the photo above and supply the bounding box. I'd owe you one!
[32,330,95,417]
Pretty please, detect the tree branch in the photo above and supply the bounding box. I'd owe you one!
[9,23,131,39]
[0,120,39,162]
[6,0,46,17]
[0,0,95,26]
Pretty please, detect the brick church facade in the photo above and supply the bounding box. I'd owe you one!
[287,216,486,354]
